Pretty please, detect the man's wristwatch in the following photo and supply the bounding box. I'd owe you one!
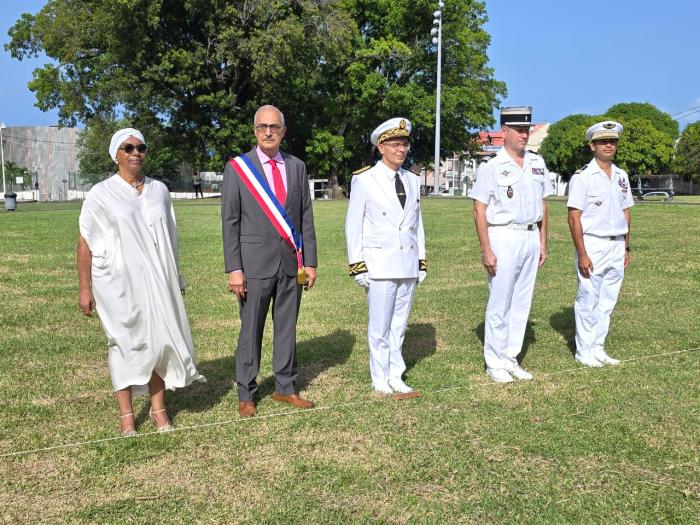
[625,246,631,253]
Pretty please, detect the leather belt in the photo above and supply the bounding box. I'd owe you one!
[585,233,624,240]
[489,223,538,231]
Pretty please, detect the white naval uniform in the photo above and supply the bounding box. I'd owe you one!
[567,160,633,361]
[468,148,553,371]
[345,160,426,390]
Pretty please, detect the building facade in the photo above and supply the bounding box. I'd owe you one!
[2,126,83,201]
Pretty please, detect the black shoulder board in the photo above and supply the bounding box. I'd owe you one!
[352,166,371,175]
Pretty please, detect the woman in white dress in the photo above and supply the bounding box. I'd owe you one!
[77,128,205,436]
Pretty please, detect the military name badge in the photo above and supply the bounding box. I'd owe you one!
[531,168,545,175]
[618,178,628,193]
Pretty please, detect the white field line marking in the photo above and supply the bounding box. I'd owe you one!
[1,347,698,459]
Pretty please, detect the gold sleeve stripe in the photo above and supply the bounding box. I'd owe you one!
[419,259,427,271]
[348,261,368,276]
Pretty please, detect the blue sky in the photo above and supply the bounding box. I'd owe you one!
[2,0,699,130]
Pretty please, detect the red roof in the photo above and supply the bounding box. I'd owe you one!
[477,131,504,147]
[475,124,548,157]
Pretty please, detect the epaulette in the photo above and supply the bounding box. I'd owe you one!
[407,169,421,176]
[352,166,371,175]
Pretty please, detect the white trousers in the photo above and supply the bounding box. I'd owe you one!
[366,278,417,389]
[484,228,540,370]
[574,235,625,360]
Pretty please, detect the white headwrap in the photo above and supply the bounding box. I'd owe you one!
[109,128,146,163]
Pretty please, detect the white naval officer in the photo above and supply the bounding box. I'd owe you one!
[345,118,426,395]
[567,120,632,367]
[468,106,552,383]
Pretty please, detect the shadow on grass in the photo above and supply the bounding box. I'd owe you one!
[256,328,355,399]
[473,320,536,366]
[143,355,237,423]
[403,322,437,374]
[149,329,356,422]
[549,307,576,357]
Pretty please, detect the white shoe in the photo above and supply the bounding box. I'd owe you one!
[486,368,513,383]
[575,354,604,368]
[373,384,393,395]
[507,365,533,381]
[388,378,413,394]
[596,353,621,366]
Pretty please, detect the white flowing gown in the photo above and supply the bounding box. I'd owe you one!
[79,174,205,394]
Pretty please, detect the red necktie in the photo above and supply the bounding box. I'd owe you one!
[268,159,286,204]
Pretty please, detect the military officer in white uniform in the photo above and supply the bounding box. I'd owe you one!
[345,118,426,395]
[468,107,552,383]
[567,120,632,367]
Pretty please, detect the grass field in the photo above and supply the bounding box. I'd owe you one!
[0,197,698,524]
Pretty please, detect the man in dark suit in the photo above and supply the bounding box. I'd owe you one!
[221,105,318,417]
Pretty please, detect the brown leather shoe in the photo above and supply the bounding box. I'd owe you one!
[238,400,256,417]
[271,392,314,409]
[392,390,422,401]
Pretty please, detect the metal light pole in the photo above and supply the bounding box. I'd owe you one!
[431,3,444,195]
[0,121,6,195]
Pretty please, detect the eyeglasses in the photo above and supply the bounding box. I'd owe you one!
[381,142,410,151]
[593,139,619,145]
[118,143,148,154]
[254,124,284,133]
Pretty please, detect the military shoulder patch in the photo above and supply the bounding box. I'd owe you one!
[352,166,371,175]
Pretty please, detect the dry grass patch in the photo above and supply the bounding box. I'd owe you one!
[0,454,85,523]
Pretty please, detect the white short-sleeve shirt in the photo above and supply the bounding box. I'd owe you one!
[567,160,634,237]
[468,148,553,225]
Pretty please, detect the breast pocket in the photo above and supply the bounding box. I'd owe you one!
[496,175,520,206]
[586,192,606,210]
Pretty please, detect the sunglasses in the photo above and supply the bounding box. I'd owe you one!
[593,139,619,145]
[118,143,148,154]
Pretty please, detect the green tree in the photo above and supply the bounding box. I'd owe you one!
[539,114,598,178]
[77,116,182,187]
[612,117,674,176]
[672,122,700,182]
[7,0,505,187]
[540,103,677,178]
[2,161,29,191]
[606,102,679,140]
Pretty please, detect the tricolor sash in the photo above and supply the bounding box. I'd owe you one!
[228,155,306,284]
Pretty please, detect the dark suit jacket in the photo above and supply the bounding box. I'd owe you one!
[221,148,317,278]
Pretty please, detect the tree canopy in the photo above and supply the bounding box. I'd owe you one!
[539,102,677,177]
[6,0,506,186]
[672,122,700,182]
[606,102,679,140]
[538,114,598,177]
[76,115,181,186]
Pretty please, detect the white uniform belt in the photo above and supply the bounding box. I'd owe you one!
[489,223,538,231]
[584,233,624,240]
